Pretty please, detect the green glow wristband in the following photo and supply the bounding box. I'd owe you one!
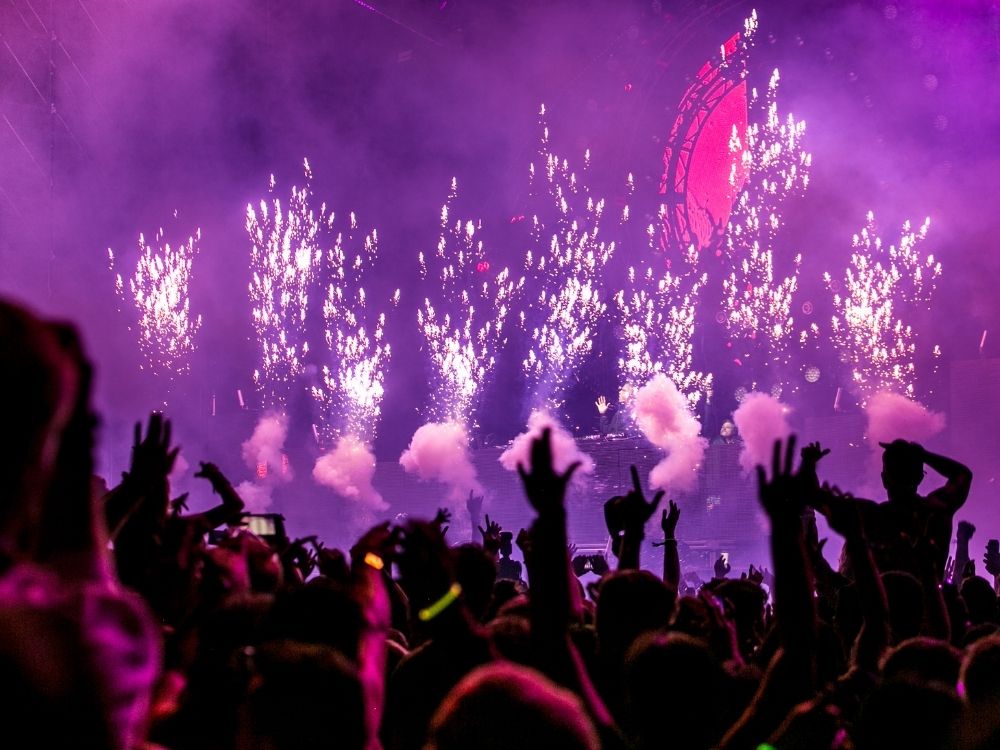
[418,582,462,622]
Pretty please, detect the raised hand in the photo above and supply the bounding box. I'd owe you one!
[194,461,223,483]
[756,436,807,519]
[595,395,610,415]
[169,493,189,517]
[714,554,731,579]
[189,460,244,526]
[604,466,664,570]
[605,465,665,533]
[128,412,179,487]
[983,542,1000,578]
[800,441,831,465]
[478,514,502,555]
[517,428,581,516]
[432,507,452,531]
[661,499,681,539]
[466,491,484,519]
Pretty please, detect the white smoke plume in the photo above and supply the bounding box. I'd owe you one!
[633,374,707,492]
[865,391,945,446]
[500,410,595,478]
[241,412,292,480]
[400,421,482,500]
[235,480,274,513]
[313,434,387,513]
[733,392,793,473]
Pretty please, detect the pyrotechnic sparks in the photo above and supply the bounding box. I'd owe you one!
[417,178,523,426]
[721,247,802,359]
[721,67,811,370]
[313,210,397,445]
[246,159,325,409]
[825,212,941,402]
[108,225,202,378]
[617,220,712,407]
[726,68,810,257]
[521,105,616,410]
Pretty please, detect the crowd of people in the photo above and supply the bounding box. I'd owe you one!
[5,295,1000,749]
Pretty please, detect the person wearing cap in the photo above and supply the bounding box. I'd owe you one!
[815,439,972,577]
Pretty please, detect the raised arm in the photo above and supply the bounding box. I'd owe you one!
[351,524,394,750]
[760,438,818,679]
[604,465,663,571]
[660,500,681,590]
[178,462,245,531]
[719,437,818,750]
[517,429,613,730]
[105,414,177,542]
[921,445,972,511]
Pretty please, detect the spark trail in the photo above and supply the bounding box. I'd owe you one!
[825,211,941,402]
[617,219,712,407]
[109,224,202,379]
[313,211,396,446]
[721,67,811,372]
[417,178,523,427]
[521,105,618,411]
[246,159,325,409]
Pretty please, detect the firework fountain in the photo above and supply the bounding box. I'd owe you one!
[617,221,712,409]
[242,161,328,506]
[246,159,325,410]
[825,211,941,404]
[721,66,812,383]
[244,159,397,519]
[400,179,523,511]
[520,105,617,412]
[615,219,712,486]
[312,212,393,446]
[504,106,622,483]
[311,207,396,520]
[108,223,203,385]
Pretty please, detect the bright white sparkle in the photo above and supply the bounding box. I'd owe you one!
[418,178,524,428]
[826,212,940,403]
[109,225,202,379]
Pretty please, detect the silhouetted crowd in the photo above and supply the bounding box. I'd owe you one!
[5,296,1000,750]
